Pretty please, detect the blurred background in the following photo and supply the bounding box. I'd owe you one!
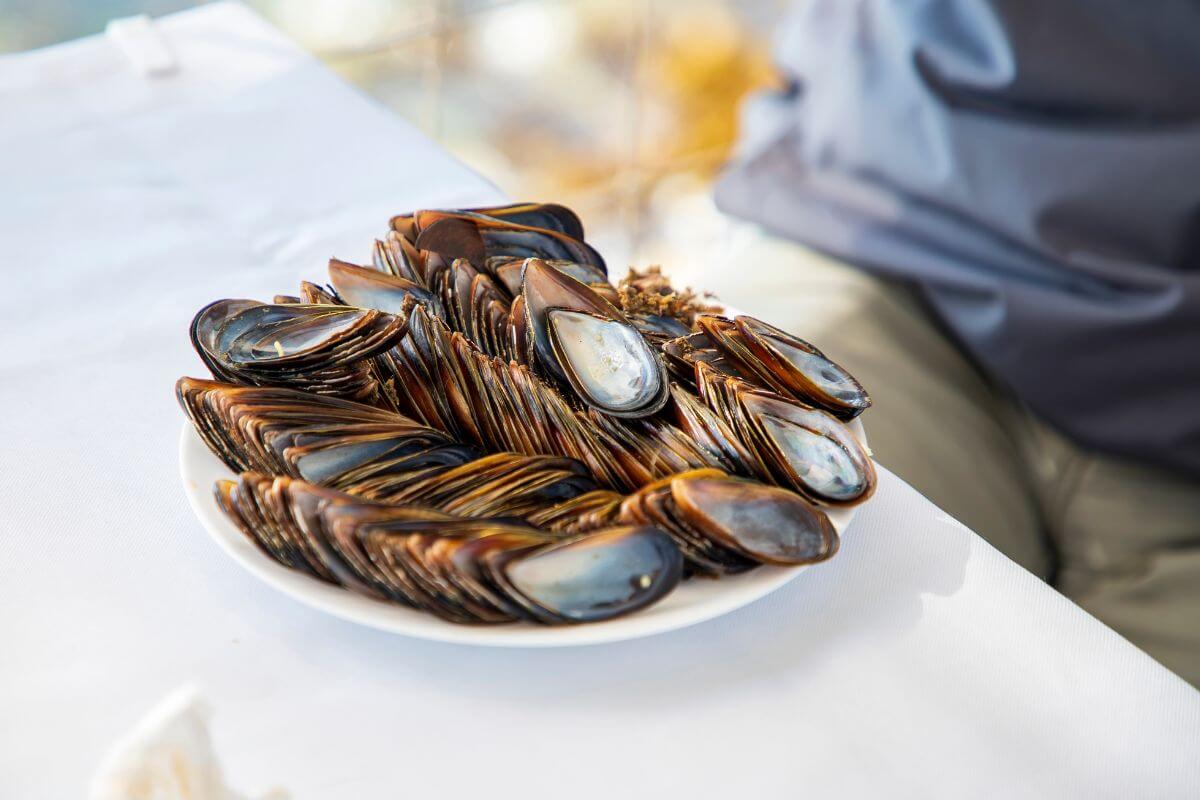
[0,0,784,274]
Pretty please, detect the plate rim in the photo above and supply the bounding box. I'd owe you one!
[178,417,864,647]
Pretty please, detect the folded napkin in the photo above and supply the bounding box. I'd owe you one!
[90,686,286,800]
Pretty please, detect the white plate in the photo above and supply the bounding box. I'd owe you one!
[180,418,866,647]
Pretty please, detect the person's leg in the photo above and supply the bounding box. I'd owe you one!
[1020,415,1200,685]
[686,227,1053,578]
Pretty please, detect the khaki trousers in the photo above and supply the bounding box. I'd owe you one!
[692,228,1200,686]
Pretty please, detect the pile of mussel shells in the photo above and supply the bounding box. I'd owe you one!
[179,202,875,626]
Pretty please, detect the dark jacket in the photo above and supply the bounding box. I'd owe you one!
[716,0,1200,476]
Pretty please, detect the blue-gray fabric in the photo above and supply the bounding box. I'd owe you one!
[715,0,1200,476]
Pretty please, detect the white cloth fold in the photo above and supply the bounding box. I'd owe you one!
[90,685,286,800]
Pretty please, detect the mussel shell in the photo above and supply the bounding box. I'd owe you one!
[615,473,754,576]
[389,212,418,241]
[328,257,442,317]
[522,259,669,418]
[498,526,682,623]
[488,203,585,239]
[216,474,687,625]
[374,233,428,285]
[548,310,667,416]
[487,256,609,298]
[190,298,264,381]
[415,216,606,274]
[212,303,406,383]
[662,330,749,384]
[290,438,479,487]
[443,533,546,621]
[376,452,597,517]
[217,474,337,582]
[488,257,527,297]
[525,489,624,531]
[222,309,355,365]
[735,316,871,420]
[629,313,693,342]
[299,282,340,305]
[176,376,477,492]
[670,475,838,565]
[415,203,585,241]
[696,315,778,387]
[668,384,764,477]
[739,391,876,506]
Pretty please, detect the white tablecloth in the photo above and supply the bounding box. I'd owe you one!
[2,5,1197,797]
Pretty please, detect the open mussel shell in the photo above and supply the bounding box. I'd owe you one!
[176,377,479,488]
[547,469,838,575]
[328,257,444,318]
[492,526,683,624]
[487,256,529,297]
[422,257,513,359]
[695,315,870,421]
[299,281,340,305]
[614,469,755,576]
[415,215,606,275]
[414,203,585,240]
[524,488,624,532]
[191,300,407,375]
[548,310,667,415]
[670,474,837,566]
[628,313,693,348]
[485,256,610,299]
[215,473,683,625]
[522,258,669,418]
[368,452,598,518]
[695,362,875,506]
[508,294,532,365]
[662,330,749,384]
[391,203,586,242]
[287,434,479,489]
[741,390,875,505]
[190,298,265,381]
[668,384,765,478]
[734,316,870,420]
[374,232,430,285]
